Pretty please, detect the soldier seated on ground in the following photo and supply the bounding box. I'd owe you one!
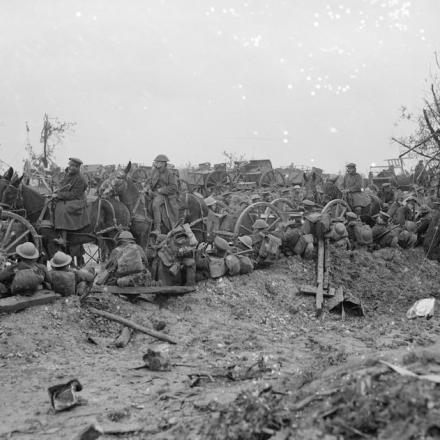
[345,211,373,249]
[326,221,350,249]
[153,230,196,286]
[261,191,273,203]
[103,231,152,287]
[251,219,281,267]
[415,205,432,246]
[49,251,94,296]
[0,242,51,297]
[372,211,399,248]
[393,197,417,226]
[378,182,395,205]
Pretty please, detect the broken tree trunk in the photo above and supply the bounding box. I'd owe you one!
[89,307,177,344]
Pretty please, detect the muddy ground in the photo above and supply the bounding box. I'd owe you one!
[0,246,439,439]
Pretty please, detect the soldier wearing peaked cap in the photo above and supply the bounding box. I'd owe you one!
[54,158,90,247]
[340,162,364,216]
[150,154,179,235]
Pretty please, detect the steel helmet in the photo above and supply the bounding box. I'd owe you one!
[117,231,135,241]
[50,251,72,268]
[346,162,356,168]
[334,223,346,236]
[252,219,269,230]
[360,227,372,243]
[238,235,253,249]
[154,154,169,162]
[16,242,39,259]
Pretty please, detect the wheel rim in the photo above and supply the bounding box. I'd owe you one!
[259,170,285,187]
[0,210,41,258]
[321,199,350,219]
[233,202,282,241]
[205,171,230,195]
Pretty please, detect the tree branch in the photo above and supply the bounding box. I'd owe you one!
[423,108,440,149]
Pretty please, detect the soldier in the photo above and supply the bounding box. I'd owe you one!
[372,211,399,248]
[0,242,51,296]
[154,230,196,286]
[54,158,89,247]
[251,219,281,267]
[103,231,152,287]
[340,163,363,215]
[378,183,395,205]
[150,154,179,235]
[49,251,94,296]
[262,191,274,203]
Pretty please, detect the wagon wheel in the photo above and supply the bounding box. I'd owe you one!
[233,202,283,242]
[0,210,41,257]
[259,170,285,187]
[204,170,231,196]
[321,199,351,220]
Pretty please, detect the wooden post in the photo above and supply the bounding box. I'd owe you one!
[323,238,330,290]
[316,238,325,315]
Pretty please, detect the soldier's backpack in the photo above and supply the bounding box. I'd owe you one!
[11,269,44,295]
[116,244,145,276]
[50,271,76,297]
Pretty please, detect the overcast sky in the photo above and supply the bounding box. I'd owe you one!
[0,0,439,174]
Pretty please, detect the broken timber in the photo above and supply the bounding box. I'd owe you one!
[91,285,196,296]
[89,307,177,344]
[0,290,61,314]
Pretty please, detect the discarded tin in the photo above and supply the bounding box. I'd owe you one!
[48,379,83,412]
[406,298,436,319]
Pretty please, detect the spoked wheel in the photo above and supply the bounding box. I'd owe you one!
[233,202,283,241]
[0,210,41,258]
[322,199,350,220]
[259,169,285,187]
[204,170,231,196]
[271,197,298,222]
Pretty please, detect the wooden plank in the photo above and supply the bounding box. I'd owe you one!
[0,290,61,314]
[299,285,334,297]
[327,286,345,312]
[92,285,196,296]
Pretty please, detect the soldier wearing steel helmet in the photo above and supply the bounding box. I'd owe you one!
[150,154,179,235]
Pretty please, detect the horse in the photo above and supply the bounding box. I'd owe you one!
[321,179,381,225]
[1,176,131,265]
[100,162,209,243]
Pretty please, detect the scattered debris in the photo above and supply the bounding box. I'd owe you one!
[72,422,103,440]
[114,326,133,348]
[327,287,365,317]
[48,379,83,412]
[406,298,436,319]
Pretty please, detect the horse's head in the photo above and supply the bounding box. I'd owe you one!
[1,174,23,207]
